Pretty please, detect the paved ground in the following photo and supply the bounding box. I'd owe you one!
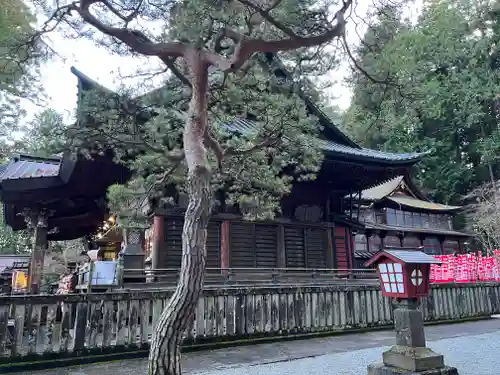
[20,319,500,375]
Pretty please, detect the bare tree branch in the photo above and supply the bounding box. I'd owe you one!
[100,0,143,25]
[75,0,186,57]
[342,35,391,85]
[205,0,352,71]
[203,129,224,168]
[163,57,192,88]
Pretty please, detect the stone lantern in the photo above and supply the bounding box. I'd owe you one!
[365,249,458,375]
[117,215,148,273]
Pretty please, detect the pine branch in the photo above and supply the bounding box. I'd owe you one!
[76,0,186,57]
[205,0,352,71]
[224,133,283,156]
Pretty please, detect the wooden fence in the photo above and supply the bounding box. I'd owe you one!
[76,266,378,292]
[1,283,499,362]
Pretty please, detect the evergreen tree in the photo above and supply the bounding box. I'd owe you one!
[0,207,30,255]
[29,0,400,372]
[20,109,67,157]
[344,0,500,205]
[0,0,47,159]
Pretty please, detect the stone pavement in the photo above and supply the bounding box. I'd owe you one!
[20,319,500,375]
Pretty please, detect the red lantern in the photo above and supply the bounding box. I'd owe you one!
[365,250,441,299]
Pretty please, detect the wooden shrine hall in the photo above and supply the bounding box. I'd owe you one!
[347,175,471,269]
[69,52,429,285]
[0,52,434,292]
[144,128,426,278]
[0,153,129,292]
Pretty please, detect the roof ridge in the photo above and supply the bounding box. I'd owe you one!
[11,154,61,163]
[71,55,362,149]
[226,118,425,164]
[263,53,359,148]
[70,66,114,93]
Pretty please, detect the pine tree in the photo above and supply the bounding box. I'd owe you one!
[30,0,401,372]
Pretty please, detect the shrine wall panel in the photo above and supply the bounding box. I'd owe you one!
[334,227,351,269]
[162,217,220,269]
[229,222,278,268]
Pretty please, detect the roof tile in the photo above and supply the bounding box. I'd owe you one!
[385,250,441,264]
[388,195,462,211]
[225,118,425,163]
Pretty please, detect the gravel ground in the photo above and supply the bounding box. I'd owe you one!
[18,319,500,375]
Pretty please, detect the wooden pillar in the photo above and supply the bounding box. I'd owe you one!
[356,190,361,221]
[151,215,164,271]
[332,227,337,268]
[348,190,353,219]
[276,224,286,268]
[27,211,49,295]
[220,221,230,272]
[349,230,354,269]
[325,227,334,269]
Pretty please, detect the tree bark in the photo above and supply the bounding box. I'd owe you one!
[148,51,212,375]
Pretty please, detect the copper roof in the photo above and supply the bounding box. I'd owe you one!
[387,195,461,212]
[0,155,60,181]
[385,250,441,264]
[365,249,441,266]
[353,175,462,212]
[72,60,427,166]
[225,119,426,164]
[357,176,404,200]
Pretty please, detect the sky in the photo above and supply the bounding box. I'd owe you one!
[25,1,423,124]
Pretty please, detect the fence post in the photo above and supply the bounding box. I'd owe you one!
[73,302,88,351]
[116,255,124,288]
[86,262,95,293]
[0,305,9,355]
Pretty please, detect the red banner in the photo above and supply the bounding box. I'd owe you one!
[429,250,500,283]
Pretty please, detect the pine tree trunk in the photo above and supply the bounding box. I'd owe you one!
[148,52,212,375]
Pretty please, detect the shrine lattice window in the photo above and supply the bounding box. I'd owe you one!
[378,263,405,293]
[385,209,452,230]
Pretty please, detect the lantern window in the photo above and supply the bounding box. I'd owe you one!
[378,263,405,293]
[411,269,424,286]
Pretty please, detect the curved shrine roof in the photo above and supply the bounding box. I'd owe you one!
[387,195,461,212]
[353,175,462,212]
[0,154,61,181]
[363,222,471,237]
[71,53,427,168]
[224,118,426,165]
[0,153,129,241]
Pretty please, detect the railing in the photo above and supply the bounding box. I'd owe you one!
[0,283,498,362]
[76,267,378,290]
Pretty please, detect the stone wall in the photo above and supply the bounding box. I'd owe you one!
[0,283,498,362]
